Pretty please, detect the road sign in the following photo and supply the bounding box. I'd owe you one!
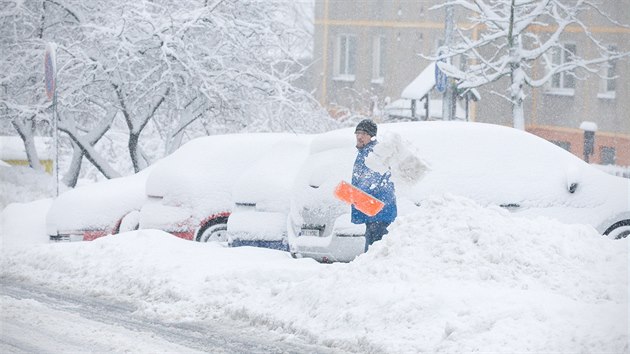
[45,44,56,100]
[435,59,447,93]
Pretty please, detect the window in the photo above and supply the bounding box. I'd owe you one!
[372,36,386,84]
[550,43,577,93]
[334,34,357,81]
[551,140,571,152]
[599,45,617,99]
[600,147,616,165]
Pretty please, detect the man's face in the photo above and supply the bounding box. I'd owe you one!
[355,131,372,149]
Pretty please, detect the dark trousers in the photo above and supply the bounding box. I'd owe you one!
[364,222,390,252]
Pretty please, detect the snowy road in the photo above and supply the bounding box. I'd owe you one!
[0,280,342,353]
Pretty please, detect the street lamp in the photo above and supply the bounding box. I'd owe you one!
[579,121,597,163]
[45,42,59,197]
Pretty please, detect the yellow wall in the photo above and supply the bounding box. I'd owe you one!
[4,159,53,174]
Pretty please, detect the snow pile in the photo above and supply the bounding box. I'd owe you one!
[366,131,430,187]
[0,165,55,249]
[1,199,52,250]
[1,195,626,353]
[360,195,624,301]
[274,195,628,352]
[0,166,56,210]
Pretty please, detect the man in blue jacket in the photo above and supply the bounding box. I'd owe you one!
[351,119,397,252]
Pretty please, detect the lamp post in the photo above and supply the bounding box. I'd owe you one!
[579,121,597,163]
[45,43,58,196]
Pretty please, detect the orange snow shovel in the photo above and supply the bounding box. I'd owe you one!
[334,180,384,217]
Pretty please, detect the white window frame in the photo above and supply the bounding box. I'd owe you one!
[598,45,617,99]
[371,36,386,84]
[548,43,577,95]
[333,34,357,82]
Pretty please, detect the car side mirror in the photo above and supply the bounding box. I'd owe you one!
[566,164,580,194]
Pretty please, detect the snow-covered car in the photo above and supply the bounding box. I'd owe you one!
[226,136,313,250]
[46,167,152,241]
[139,133,303,242]
[288,121,630,263]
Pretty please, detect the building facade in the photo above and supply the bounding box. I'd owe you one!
[312,0,630,166]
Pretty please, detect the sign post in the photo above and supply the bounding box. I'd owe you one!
[435,58,447,94]
[45,43,59,197]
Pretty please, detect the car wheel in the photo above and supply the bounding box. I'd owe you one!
[117,210,140,233]
[604,220,630,240]
[196,217,228,242]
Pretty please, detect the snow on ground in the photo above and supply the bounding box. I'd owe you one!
[0,165,56,210]
[1,176,628,353]
[0,165,55,250]
[1,294,205,353]
[1,198,51,250]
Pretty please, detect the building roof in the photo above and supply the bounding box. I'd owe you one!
[401,62,436,99]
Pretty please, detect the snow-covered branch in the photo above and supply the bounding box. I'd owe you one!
[434,0,629,129]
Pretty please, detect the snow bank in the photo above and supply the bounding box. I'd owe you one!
[277,195,628,352]
[1,199,52,251]
[1,195,627,353]
[0,166,56,210]
[347,195,628,351]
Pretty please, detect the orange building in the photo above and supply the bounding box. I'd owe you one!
[312,0,630,167]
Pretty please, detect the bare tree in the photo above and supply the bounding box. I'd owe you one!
[0,0,57,171]
[433,0,629,129]
[1,0,334,183]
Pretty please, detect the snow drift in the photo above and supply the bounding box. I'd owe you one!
[1,194,627,353]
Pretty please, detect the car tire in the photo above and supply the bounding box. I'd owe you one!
[117,210,140,234]
[196,217,228,242]
[604,219,630,240]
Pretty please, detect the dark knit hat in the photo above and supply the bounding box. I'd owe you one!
[355,119,377,137]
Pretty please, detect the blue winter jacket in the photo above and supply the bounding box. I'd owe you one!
[351,140,397,224]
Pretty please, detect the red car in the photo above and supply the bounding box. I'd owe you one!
[138,133,305,242]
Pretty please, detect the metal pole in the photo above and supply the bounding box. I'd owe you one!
[45,43,59,197]
[53,87,59,197]
[442,4,455,121]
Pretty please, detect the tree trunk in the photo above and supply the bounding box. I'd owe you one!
[510,54,525,130]
[508,0,525,130]
[128,132,141,173]
[12,118,45,172]
[512,90,525,131]
[58,118,120,179]
[61,141,83,187]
